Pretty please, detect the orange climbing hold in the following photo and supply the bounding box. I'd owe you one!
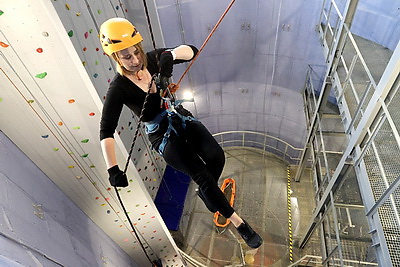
[213,178,236,228]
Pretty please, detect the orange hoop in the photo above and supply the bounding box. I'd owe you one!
[213,178,236,228]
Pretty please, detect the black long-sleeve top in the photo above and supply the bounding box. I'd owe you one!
[100,46,198,147]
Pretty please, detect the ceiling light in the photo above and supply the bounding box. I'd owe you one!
[182,91,194,102]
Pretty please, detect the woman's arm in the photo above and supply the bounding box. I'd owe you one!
[100,137,117,169]
[172,45,195,61]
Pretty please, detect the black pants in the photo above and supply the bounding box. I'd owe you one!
[162,120,235,218]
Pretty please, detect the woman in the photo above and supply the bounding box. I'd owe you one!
[99,17,262,249]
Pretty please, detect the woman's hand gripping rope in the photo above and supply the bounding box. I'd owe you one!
[163,82,179,98]
[155,74,180,98]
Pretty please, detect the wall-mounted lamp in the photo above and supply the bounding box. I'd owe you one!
[182,91,194,102]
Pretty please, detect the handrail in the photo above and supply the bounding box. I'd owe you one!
[178,248,207,267]
[288,254,378,267]
[212,130,303,164]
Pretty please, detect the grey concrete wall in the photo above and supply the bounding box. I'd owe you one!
[0,131,138,267]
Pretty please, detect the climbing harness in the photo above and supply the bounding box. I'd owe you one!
[144,79,197,156]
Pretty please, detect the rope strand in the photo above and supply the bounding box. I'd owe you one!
[175,0,236,87]
[118,1,237,266]
[115,1,163,265]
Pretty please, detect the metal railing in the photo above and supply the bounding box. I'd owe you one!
[212,130,303,164]
[288,254,379,267]
[296,0,400,266]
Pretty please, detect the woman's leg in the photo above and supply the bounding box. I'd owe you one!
[162,122,263,248]
[162,133,234,218]
[184,120,225,182]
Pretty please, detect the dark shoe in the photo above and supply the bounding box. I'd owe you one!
[236,220,263,248]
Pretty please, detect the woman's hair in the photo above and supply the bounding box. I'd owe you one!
[111,43,147,76]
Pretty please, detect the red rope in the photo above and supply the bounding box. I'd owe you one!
[175,0,237,87]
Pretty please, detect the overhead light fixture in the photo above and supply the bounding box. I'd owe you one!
[182,91,194,102]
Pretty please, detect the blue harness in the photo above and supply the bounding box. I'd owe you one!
[144,99,197,156]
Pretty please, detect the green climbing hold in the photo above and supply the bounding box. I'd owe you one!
[68,30,73,37]
[72,126,80,130]
[0,98,3,102]
[53,148,59,151]
[81,153,89,158]
[35,72,47,79]
[0,10,4,16]
[81,138,89,143]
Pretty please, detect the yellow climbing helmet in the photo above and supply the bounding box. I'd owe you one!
[99,18,143,56]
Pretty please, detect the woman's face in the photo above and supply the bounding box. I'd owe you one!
[117,46,143,73]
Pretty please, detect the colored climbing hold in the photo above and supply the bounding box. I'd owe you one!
[36,48,43,53]
[0,42,9,48]
[95,60,99,65]
[76,12,81,16]
[0,98,2,102]
[82,61,86,66]
[72,126,80,130]
[107,210,111,214]
[53,148,59,151]
[97,9,102,14]
[27,100,34,103]
[68,99,75,103]
[84,32,88,39]
[41,135,49,138]
[65,4,70,10]
[42,32,49,37]
[83,47,87,51]
[89,165,95,168]
[93,73,98,78]
[0,10,4,16]
[81,153,88,158]
[68,165,74,169]
[89,29,93,34]
[68,30,73,37]
[81,138,89,143]
[89,112,95,116]
[58,121,63,126]
[35,72,47,79]
[75,176,82,179]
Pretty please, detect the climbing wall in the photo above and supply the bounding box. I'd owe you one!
[0,1,184,266]
[49,0,167,200]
